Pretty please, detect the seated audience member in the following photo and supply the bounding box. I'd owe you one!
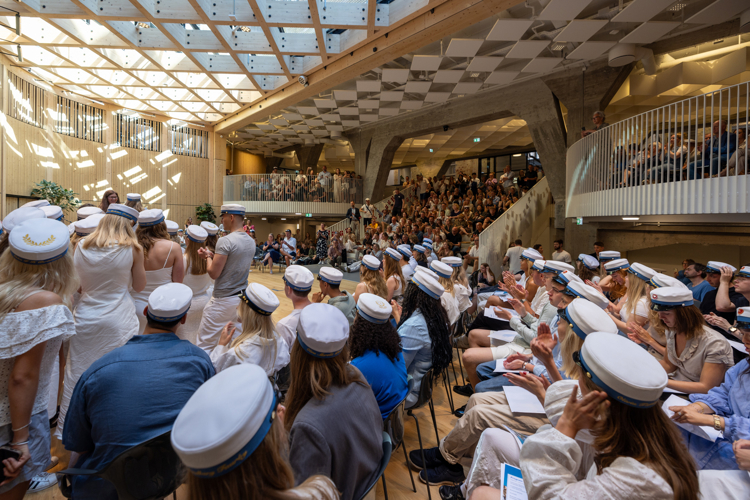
[384,248,407,304]
[354,255,389,302]
[350,294,409,419]
[430,261,460,326]
[210,283,289,376]
[476,263,496,288]
[606,262,655,336]
[684,262,714,302]
[63,283,214,499]
[261,232,282,273]
[669,306,750,471]
[171,364,339,500]
[576,253,601,283]
[445,256,473,314]
[285,304,383,500]
[312,267,356,325]
[275,266,314,354]
[720,126,747,176]
[701,262,746,337]
[630,286,733,394]
[396,272,452,407]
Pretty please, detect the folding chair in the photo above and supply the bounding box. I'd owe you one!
[405,369,439,500]
[382,395,415,495]
[358,432,393,500]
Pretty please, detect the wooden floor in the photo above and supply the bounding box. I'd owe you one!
[27,262,469,499]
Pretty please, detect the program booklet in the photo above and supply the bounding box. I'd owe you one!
[501,463,528,500]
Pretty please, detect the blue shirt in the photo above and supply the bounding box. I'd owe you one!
[351,350,408,419]
[398,310,432,407]
[687,279,715,302]
[63,333,215,500]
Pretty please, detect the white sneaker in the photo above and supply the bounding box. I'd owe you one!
[29,472,58,492]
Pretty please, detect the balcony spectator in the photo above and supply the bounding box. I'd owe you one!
[581,110,609,138]
[720,127,747,176]
[499,165,515,190]
[688,120,737,179]
[317,165,331,196]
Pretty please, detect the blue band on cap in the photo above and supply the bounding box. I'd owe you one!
[445,261,462,268]
[107,208,137,222]
[138,217,165,227]
[565,284,584,299]
[429,265,451,279]
[240,289,273,316]
[651,297,693,308]
[567,312,588,341]
[221,209,245,215]
[520,255,535,262]
[398,249,411,258]
[552,274,570,286]
[363,261,380,271]
[412,277,440,299]
[415,248,425,254]
[648,278,660,288]
[319,274,341,285]
[628,267,650,282]
[283,276,312,292]
[578,351,659,408]
[296,332,344,358]
[739,270,750,278]
[146,306,190,323]
[390,318,398,329]
[386,250,401,261]
[542,265,562,275]
[186,233,205,243]
[189,394,276,478]
[705,265,723,274]
[75,231,89,237]
[10,247,69,265]
[736,319,750,327]
[606,263,629,273]
[54,215,64,221]
[356,305,389,324]
[598,255,617,262]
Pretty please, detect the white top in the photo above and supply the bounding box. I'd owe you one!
[505,246,525,274]
[210,333,290,376]
[441,292,460,326]
[619,295,649,323]
[401,264,415,283]
[0,304,75,425]
[183,259,212,296]
[282,236,297,254]
[454,283,471,312]
[388,275,404,299]
[551,250,572,264]
[276,309,303,353]
[531,285,550,316]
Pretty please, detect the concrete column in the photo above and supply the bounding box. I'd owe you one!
[293,144,324,173]
[352,133,403,201]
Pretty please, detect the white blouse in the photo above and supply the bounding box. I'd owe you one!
[210,332,290,376]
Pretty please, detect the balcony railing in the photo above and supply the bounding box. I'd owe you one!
[567,82,749,218]
[223,173,363,215]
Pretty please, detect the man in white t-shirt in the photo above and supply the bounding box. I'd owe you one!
[280,229,297,266]
[503,239,525,275]
[551,239,572,264]
[419,175,428,201]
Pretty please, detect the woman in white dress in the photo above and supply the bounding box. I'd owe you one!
[210,283,289,376]
[57,204,146,438]
[430,261,460,326]
[0,219,77,497]
[444,256,472,314]
[180,225,213,344]
[130,209,184,334]
[384,248,406,303]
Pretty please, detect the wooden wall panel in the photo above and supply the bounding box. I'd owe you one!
[227,147,266,175]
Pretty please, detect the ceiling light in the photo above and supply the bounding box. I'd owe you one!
[136,22,151,29]
[551,43,566,51]
[262,217,267,220]
[238,26,252,32]
[281,218,286,220]
[429,148,434,153]
[622,217,640,221]
[513,154,522,157]
[295,213,302,215]
[470,72,481,78]
[609,30,619,35]
[668,2,686,11]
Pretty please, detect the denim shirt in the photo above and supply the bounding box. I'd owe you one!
[398,309,431,406]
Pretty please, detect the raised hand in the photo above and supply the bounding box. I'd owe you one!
[556,386,609,438]
[504,372,547,402]
[219,322,237,346]
[627,321,652,344]
[507,298,526,316]
[585,280,604,294]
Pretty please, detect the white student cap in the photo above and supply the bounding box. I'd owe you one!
[737,266,750,279]
[628,262,656,282]
[576,333,667,408]
[126,193,141,201]
[604,258,630,273]
[75,213,105,236]
[22,199,50,208]
[319,266,343,285]
[200,221,219,235]
[362,254,381,271]
[106,203,139,223]
[165,220,179,235]
[736,307,750,328]
[297,303,349,358]
[566,281,610,310]
[412,271,444,299]
[146,283,193,322]
[220,204,245,215]
[552,270,582,287]
[521,247,543,262]
[77,206,102,220]
[598,250,621,262]
[138,209,165,227]
[705,261,736,274]
[650,286,694,311]
[422,238,433,245]
[284,265,314,292]
[397,244,412,257]
[41,205,64,221]
[385,248,402,261]
[543,260,575,274]
[578,254,599,270]
[356,293,392,324]
[186,225,207,243]
[423,242,433,250]
[649,273,688,290]
[2,207,45,234]
[240,283,279,316]
[442,256,462,268]
[429,261,453,279]
[531,259,546,272]
[416,267,440,282]
[171,364,276,477]
[414,244,426,254]
[9,219,70,265]
[563,299,617,340]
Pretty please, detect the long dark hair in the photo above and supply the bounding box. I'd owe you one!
[99,189,119,211]
[349,313,402,362]
[397,282,452,373]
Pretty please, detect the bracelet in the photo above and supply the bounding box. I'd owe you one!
[9,440,28,446]
[713,415,723,432]
[11,423,30,433]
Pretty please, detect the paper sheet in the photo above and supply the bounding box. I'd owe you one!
[501,463,528,500]
[662,394,722,442]
[662,387,687,395]
[494,291,513,299]
[490,330,518,343]
[485,307,520,321]
[504,386,546,414]
[494,358,524,373]
[728,340,746,353]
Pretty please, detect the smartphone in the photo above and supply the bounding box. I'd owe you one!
[0,447,21,482]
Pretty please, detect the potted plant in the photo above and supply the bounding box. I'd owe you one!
[30,180,81,212]
[195,203,216,223]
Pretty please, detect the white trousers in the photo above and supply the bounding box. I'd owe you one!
[462,428,521,499]
[197,295,242,354]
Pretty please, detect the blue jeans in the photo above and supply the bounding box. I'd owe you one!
[474,361,513,393]
[688,156,726,180]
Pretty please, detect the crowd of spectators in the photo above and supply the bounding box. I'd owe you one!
[238,165,364,203]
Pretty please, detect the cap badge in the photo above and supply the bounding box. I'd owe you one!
[23,233,56,246]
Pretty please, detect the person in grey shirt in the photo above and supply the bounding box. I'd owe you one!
[551,239,572,264]
[286,304,383,500]
[311,267,356,325]
[196,204,255,353]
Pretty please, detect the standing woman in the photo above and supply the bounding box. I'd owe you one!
[354,255,389,302]
[57,204,146,438]
[333,168,342,202]
[98,190,119,212]
[181,225,213,344]
[316,223,329,263]
[384,248,406,303]
[185,216,193,229]
[0,219,77,498]
[171,364,339,500]
[210,283,289,376]
[201,221,219,252]
[131,210,185,334]
[124,193,143,212]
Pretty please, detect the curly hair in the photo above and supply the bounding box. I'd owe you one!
[397,282,452,373]
[349,313,402,362]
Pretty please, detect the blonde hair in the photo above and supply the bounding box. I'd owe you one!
[69,232,84,253]
[233,302,278,369]
[438,276,455,296]
[451,265,469,288]
[185,238,207,275]
[125,199,144,212]
[622,272,649,321]
[82,214,142,251]
[0,247,79,322]
[360,267,389,300]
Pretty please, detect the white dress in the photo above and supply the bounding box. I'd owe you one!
[180,259,213,345]
[454,284,471,313]
[209,332,290,375]
[441,291,460,326]
[58,242,139,437]
[130,245,175,334]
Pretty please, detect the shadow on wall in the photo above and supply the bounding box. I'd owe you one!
[627,244,750,275]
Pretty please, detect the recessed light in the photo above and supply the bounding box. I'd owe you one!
[281,218,287,220]
[262,217,267,220]
[470,72,480,78]
[622,217,640,221]
[609,30,619,35]
[295,212,302,215]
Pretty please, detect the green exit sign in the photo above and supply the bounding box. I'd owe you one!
[576,217,583,225]
[306,213,312,217]
[473,137,480,142]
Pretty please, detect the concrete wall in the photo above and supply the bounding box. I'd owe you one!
[410,158,444,179]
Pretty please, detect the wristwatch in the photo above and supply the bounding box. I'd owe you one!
[713,415,722,431]
[729,326,738,335]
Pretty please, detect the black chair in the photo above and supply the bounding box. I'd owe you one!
[57,431,183,500]
[382,395,415,495]
[405,368,438,500]
[358,431,392,500]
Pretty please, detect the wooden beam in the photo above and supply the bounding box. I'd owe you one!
[307,0,328,63]
[367,0,376,37]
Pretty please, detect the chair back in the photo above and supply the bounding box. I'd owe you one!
[406,368,434,411]
[358,432,393,500]
[383,395,408,450]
